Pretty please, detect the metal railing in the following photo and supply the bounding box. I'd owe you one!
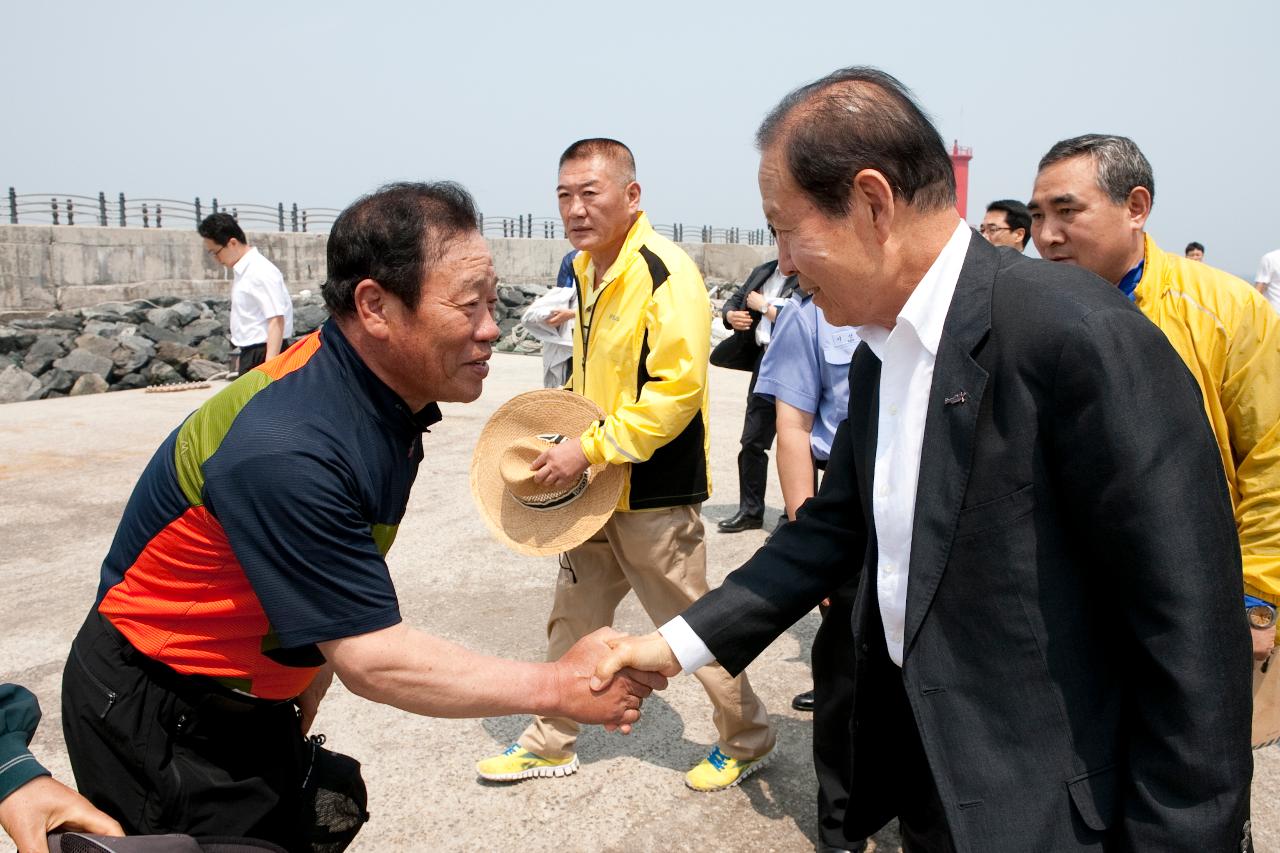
[4,187,774,245]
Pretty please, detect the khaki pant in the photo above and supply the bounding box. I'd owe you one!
[519,505,775,761]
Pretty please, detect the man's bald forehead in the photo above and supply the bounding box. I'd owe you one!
[754,65,956,217]
[758,77,897,152]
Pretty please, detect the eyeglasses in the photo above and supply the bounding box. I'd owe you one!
[978,224,1011,235]
[206,245,226,258]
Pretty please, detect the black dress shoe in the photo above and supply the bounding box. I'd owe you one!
[792,689,815,711]
[718,511,763,533]
[817,843,863,853]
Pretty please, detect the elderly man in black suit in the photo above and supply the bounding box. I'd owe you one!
[594,66,1253,852]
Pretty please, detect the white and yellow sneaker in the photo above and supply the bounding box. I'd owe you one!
[685,745,774,792]
[476,744,579,782]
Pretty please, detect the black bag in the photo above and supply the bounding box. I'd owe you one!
[299,734,369,853]
[48,734,368,853]
[709,331,760,372]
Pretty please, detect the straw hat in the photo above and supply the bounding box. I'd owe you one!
[471,389,625,556]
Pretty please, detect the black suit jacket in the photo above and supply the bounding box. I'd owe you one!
[684,234,1253,851]
[720,259,800,356]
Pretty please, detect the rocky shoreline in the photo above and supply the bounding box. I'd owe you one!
[0,281,735,404]
[1,296,252,403]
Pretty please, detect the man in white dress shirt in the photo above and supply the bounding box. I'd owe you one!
[1257,247,1280,315]
[199,212,295,373]
[592,66,1252,852]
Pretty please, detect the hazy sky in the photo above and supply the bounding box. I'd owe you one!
[6,0,1278,278]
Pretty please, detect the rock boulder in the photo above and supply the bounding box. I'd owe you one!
[0,365,43,403]
[54,349,114,379]
[69,373,110,396]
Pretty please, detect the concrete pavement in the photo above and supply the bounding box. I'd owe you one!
[1,352,1275,852]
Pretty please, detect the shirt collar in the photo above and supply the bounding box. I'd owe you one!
[1118,258,1145,302]
[857,220,972,360]
[232,246,259,277]
[762,265,788,294]
[320,318,443,434]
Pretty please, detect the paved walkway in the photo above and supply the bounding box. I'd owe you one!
[1,352,1274,852]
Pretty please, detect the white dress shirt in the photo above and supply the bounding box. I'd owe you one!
[754,266,790,346]
[660,220,973,672]
[230,247,294,348]
[1256,249,1280,316]
[520,285,576,382]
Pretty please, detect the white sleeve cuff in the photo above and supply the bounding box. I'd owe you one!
[657,616,716,674]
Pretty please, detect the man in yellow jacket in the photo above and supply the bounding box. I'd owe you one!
[1030,134,1280,661]
[478,138,776,791]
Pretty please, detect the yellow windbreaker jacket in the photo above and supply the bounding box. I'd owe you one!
[570,212,712,512]
[1134,235,1280,609]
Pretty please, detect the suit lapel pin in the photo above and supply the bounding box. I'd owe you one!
[944,390,968,406]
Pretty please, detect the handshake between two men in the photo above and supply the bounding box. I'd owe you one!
[544,629,673,732]
[587,632,681,715]
[526,629,678,733]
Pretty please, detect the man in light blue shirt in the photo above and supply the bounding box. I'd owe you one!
[754,291,857,486]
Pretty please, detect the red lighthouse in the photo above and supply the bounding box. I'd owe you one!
[950,141,973,220]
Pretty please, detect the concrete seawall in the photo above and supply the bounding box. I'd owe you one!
[0,224,775,312]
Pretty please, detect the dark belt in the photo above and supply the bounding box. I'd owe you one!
[95,612,297,715]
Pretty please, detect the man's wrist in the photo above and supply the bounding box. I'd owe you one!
[579,433,603,466]
[0,752,49,803]
[529,662,564,718]
[1245,595,1277,630]
[657,617,714,674]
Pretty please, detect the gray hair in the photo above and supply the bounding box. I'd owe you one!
[1038,134,1155,205]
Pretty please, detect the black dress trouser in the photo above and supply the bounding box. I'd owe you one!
[851,597,958,852]
[237,341,272,373]
[61,610,311,851]
[736,349,777,518]
[813,580,865,851]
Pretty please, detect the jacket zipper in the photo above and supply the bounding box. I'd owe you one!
[72,641,119,719]
[577,269,623,401]
[576,279,591,399]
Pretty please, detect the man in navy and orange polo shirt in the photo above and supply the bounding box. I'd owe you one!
[61,182,662,851]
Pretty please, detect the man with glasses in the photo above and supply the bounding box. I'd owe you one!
[978,199,1031,251]
[199,212,294,373]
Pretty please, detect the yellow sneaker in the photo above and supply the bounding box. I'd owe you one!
[685,745,774,791]
[476,744,579,782]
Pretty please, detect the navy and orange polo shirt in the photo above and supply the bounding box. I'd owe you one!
[96,319,437,700]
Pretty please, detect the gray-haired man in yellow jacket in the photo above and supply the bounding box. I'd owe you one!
[478,138,776,791]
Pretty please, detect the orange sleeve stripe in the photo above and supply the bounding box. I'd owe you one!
[255,329,323,381]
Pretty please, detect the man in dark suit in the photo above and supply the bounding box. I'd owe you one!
[717,259,798,532]
[593,66,1253,851]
